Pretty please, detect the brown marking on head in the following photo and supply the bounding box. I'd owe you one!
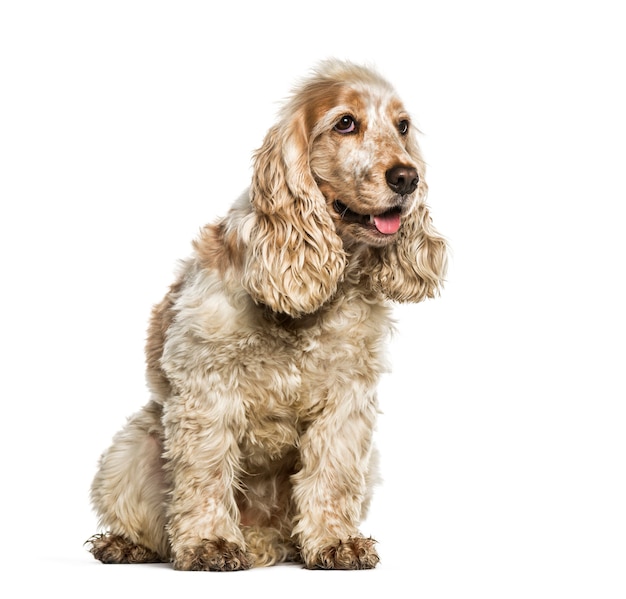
[300,70,420,248]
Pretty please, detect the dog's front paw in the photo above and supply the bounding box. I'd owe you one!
[172,538,252,571]
[307,537,379,570]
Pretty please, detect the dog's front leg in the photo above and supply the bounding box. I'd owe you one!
[162,393,250,571]
[292,391,380,569]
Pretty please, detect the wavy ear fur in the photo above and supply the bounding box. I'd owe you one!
[242,111,346,317]
[372,173,448,303]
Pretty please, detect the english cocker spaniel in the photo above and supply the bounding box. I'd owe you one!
[88,59,447,571]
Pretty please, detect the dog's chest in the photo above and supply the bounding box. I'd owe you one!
[164,273,391,461]
[235,303,390,461]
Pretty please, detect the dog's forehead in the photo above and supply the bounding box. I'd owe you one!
[347,84,407,136]
[300,76,408,137]
[342,80,404,115]
[369,91,405,125]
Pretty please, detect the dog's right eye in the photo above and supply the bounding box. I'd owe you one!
[334,115,357,134]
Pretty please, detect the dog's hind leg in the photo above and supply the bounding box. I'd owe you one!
[88,400,170,563]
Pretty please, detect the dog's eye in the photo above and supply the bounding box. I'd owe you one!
[334,115,357,134]
[398,119,410,135]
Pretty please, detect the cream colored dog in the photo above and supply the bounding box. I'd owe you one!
[88,59,447,570]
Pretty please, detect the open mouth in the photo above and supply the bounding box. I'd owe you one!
[333,199,402,235]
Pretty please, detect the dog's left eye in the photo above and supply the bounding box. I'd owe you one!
[334,115,357,134]
[398,120,410,135]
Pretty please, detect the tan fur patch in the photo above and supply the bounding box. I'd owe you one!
[145,275,185,398]
[194,221,242,274]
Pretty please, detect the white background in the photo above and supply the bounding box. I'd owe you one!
[1,1,624,597]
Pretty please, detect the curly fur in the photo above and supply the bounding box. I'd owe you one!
[88,59,447,571]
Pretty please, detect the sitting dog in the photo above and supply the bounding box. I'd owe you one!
[88,59,447,570]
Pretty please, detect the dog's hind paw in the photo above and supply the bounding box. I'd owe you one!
[86,533,163,564]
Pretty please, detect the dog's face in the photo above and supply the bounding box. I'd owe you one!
[308,83,424,248]
[246,62,446,316]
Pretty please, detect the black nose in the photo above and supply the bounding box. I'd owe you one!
[385,166,419,195]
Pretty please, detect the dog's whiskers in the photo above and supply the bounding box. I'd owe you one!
[334,199,351,220]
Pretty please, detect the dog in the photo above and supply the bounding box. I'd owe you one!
[88,59,447,571]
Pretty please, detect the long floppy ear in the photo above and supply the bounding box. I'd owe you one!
[371,180,448,303]
[241,110,346,317]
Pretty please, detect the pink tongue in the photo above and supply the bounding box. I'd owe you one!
[373,212,401,234]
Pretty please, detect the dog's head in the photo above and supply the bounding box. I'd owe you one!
[305,62,424,249]
[243,60,447,316]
